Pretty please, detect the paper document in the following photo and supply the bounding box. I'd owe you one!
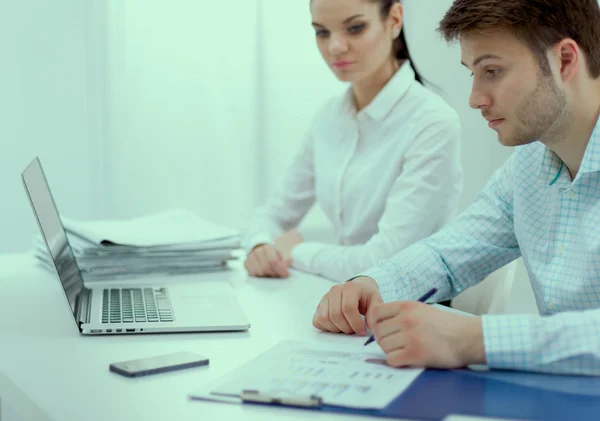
[190,340,423,410]
[62,209,239,247]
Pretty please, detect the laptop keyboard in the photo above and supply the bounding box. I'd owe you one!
[101,288,174,324]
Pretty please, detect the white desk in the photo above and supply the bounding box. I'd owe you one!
[0,253,421,421]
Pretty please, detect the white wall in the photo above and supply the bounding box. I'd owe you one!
[258,0,346,197]
[103,0,260,230]
[258,0,345,239]
[0,0,106,253]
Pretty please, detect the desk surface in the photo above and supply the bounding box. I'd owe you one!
[0,253,416,421]
[3,254,596,421]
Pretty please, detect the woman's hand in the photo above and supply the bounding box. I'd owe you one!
[244,244,291,278]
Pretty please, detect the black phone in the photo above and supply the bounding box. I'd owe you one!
[109,351,209,378]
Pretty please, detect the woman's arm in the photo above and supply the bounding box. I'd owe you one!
[242,133,317,253]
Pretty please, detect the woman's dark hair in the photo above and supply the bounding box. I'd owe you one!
[374,0,425,85]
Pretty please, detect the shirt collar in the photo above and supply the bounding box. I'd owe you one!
[542,115,600,185]
[577,115,600,175]
[542,148,564,186]
[341,60,416,121]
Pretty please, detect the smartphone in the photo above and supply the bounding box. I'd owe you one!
[109,351,209,378]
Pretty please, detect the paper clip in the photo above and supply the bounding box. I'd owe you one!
[240,390,323,408]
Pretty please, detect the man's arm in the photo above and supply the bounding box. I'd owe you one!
[361,153,522,303]
[367,300,600,375]
[484,309,600,375]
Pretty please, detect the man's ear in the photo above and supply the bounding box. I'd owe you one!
[554,38,580,83]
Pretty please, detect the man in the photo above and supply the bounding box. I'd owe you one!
[312,0,600,375]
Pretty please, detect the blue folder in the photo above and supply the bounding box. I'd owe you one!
[244,368,600,420]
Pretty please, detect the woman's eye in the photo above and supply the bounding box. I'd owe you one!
[315,30,329,38]
[347,24,365,34]
[470,69,501,78]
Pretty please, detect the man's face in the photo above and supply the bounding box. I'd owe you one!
[460,30,568,147]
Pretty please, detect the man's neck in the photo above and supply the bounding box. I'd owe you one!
[545,84,600,180]
[352,59,400,112]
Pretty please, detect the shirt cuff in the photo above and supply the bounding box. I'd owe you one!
[482,314,536,370]
[291,242,326,273]
[242,233,274,254]
[358,260,406,303]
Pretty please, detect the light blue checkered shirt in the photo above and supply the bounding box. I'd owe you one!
[362,117,600,375]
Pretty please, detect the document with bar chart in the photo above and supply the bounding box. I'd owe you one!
[189,340,423,410]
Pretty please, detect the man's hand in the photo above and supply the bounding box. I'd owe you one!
[244,244,290,278]
[312,276,383,336]
[367,301,486,369]
[275,229,303,261]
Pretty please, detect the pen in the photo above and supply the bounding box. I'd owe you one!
[363,287,438,346]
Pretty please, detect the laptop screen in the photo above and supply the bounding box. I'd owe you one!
[21,158,86,322]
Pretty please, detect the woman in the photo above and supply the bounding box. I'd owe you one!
[243,0,463,283]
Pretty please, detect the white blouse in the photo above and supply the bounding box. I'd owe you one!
[243,61,464,282]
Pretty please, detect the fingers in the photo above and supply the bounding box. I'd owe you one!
[377,329,406,355]
[367,301,415,327]
[254,250,276,277]
[313,295,342,333]
[272,259,290,278]
[244,253,262,276]
[363,292,384,328]
[328,289,355,334]
[245,246,289,278]
[244,247,275,277]
[264,246,289,278]
[256,247,277,277]
[386,348,418,368]
[341,288,367,335]
[373,315,404,344]
[313,283,368,335]
[368,303,424,366]
[384,332,427,368]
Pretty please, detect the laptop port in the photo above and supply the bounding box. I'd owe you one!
[116,329,122,332]
[126,328,135,332]
[106,329,112,333]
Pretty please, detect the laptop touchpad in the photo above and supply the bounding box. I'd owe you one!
[177,295,234,321]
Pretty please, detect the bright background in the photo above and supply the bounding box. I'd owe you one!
[1,0,513,254]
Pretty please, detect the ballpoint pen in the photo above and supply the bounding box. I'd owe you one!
[364,287,438,346]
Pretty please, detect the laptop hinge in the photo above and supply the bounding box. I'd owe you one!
[75,288,93,327]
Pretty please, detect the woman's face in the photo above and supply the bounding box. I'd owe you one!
[310,0,400,83]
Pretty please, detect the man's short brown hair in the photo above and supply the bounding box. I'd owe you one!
[437,0,600,78]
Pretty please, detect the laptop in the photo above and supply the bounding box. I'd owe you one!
[22,157,250,335]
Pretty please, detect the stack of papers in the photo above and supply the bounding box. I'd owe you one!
[34,209,241,281]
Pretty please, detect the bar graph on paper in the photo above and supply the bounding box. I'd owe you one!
[212,341,424,410]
